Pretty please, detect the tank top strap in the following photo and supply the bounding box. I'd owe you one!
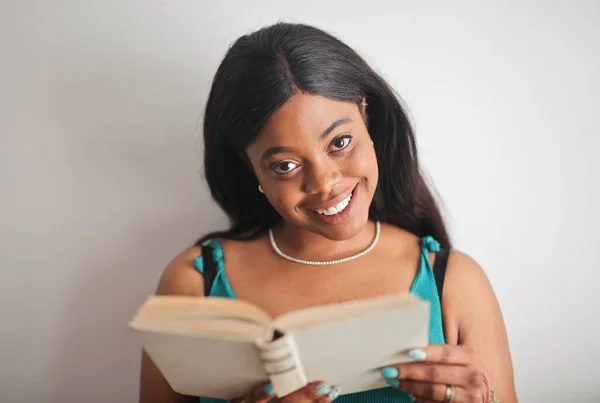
[193,239,235,298]
[411,235,446,345]
[193,239,225,274]
[193,253,204,273]
[421,234,440,254]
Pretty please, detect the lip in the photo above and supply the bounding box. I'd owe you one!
[306,183,359,225]
[304,185,357,212]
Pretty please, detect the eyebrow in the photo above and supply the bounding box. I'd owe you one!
[260,117,353,162]
[320,117,353,139]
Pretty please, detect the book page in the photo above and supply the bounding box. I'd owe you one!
[291,299,430,394]
[130,295,272,337]
[130,327,268,399]
[273,293,419,331]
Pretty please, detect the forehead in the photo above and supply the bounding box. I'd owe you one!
[256,93,359,146]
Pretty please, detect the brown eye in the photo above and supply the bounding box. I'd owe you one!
[272,161,299,174]
[330,135,352,151]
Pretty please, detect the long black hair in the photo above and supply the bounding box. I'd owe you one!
[197,22,450,248]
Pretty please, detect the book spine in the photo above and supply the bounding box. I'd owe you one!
[255,333,307,397]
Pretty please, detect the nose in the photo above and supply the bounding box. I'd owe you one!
[302,158,343,197]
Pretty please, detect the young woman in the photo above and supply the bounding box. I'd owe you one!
[139,22,517,403]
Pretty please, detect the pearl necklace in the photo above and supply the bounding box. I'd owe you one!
[268,221,381,266]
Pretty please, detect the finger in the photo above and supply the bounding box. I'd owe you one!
[412,385,482,403]
[396,380,481,403]
[383,363,482,388]
[394,379,447,401]
[406,344,476,366]
[306,382,342,402]
[246,382,277,403]
[319,385,342,402]
[280,382,342,402]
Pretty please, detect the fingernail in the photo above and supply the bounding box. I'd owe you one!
[408,348,427,361]
[380,367,399,378]
[326,385,342,401]
[316,383,332,396]
[385,378,400,388]
[409,394,416,402]
[263,383,276,395]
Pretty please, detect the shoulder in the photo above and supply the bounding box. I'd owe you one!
[442,249,503,338]
[218,234,270,263]
[155,246,205,297]
[444,250,494,300]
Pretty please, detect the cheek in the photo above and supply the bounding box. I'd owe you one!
[267,182,304,216]
[346,147,378,179]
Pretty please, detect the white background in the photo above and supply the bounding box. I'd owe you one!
[1,1,599,402]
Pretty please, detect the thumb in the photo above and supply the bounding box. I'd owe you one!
[281,382,342,402]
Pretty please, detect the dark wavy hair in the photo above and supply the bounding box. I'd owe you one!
[196,22,450,248]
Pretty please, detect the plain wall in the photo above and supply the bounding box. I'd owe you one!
[1,1,599,402]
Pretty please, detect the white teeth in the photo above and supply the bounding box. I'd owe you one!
[315,192,353,216]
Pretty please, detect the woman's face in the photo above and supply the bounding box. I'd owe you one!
[246,93,378,241]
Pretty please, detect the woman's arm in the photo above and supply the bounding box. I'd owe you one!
[443,251,518,402]
[380,249,518,402]
[139,248,205,403]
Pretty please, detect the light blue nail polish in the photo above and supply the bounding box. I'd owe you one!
[385,378,400,388]
[408,348,427,361]
[409,394,416,402]
[326,386,342,401]
[263,383,276,395]
[381,367,399,378]
[316,383,331,396]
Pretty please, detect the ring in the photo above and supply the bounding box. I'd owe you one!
[444,384,455,403]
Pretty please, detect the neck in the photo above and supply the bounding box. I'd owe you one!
[271,220,378,262]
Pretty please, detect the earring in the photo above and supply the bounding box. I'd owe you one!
[258,185,264,194]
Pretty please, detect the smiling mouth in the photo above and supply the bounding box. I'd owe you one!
[307,184,359,217]
[313,191,353,216]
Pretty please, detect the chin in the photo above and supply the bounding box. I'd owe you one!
[314,218,369,241]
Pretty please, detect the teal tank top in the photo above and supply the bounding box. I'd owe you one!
[194,236,446,403]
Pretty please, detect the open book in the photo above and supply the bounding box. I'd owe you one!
[129,293,430,400]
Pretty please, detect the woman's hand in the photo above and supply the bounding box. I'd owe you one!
[229,381,342,403]
[381,345,485,403]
